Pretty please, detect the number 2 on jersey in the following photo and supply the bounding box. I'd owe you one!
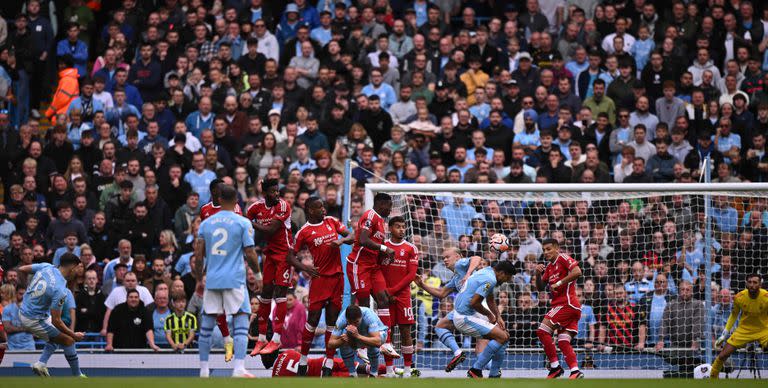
[211,228,228,256]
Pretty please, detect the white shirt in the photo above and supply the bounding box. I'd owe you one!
[167,134,202,152]
[256,31,280,61]
[104,285,155,310]
[601,33,636,54]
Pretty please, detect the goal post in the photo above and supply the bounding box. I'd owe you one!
[364,182,768,376]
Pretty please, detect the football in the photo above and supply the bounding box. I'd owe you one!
[489,233,510,253]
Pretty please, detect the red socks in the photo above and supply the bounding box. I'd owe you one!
[300,323,315,356]
[216,314,229,337]
[536,327,559,366]
[402,345,414,367]
[256,297,271,336]
[557,333,578,370]
[325,327,336,359]
[273,297,287,335]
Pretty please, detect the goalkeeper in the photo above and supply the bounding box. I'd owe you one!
[710,273,768,379]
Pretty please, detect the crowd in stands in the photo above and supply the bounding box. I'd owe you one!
[0,0,767,361]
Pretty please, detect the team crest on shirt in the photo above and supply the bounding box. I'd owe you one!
[58,297,66,306]
[364,219,372,228]
[400,249,405,256]
[483,283,491,292]
[326,224,332,231]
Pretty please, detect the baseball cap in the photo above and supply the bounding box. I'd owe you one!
[436,81,448,90]
[504,79,518,86]
[268,109,281,116]
[430,150,441,159]
[518,52,532,61]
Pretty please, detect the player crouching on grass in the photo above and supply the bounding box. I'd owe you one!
[327,305,389,377]
[415,248,482,373]
[292,196,353,376]
[452,260,516,378]
[710,273,768,379]
[381,216,419,377]
[535,238,584,379]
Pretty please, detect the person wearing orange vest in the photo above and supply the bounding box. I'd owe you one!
[45,55,79,125]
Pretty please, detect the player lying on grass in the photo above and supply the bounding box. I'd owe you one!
[265,349,402,377]
[381,216,419,377]
[195,185,263,378]
[535,238,584,379]
[291,196,353,376]
[452,260,516,378]
[17,253,85,377]
[414,248,481,372]
[327,305,388,377]
[710,273,768,379]
[346,193,399,360]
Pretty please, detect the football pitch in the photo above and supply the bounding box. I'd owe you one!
[1,378,766,388]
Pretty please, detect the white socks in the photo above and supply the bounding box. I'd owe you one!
[271,333,281,344]
[200,362,210,378]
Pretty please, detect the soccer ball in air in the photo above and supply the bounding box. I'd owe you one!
[489,234,510,253]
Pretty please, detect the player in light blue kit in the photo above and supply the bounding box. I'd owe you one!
[452,260,516,379]
[328,305,389,377]
[17,252,85,377]
[414,248,481,372]
[31,287,77,376]
[194,184,263,378]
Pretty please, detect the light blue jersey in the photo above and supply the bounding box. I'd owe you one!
[454,267,497,316]
[1,303,36,349]
[197,210,255,290]
[332,307,387,337]
[62,289,76,326]
[444,257,472,291]
[20,263,69,319]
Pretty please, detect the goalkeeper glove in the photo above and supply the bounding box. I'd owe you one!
[715,330,728,348]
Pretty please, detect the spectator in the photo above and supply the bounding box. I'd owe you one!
[164,292,197,352]
[598,284,640,348]
[105,289,161,351]
[656,281,705,378]
[75,269,106,333]
[281,291,306,350]
[151,289,172,348]
[637,273,671,350]
[1,284,35,350]
[103,271,154,335]
[103,239,135,292]
[56,23,88,78]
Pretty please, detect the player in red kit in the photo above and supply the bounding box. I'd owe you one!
[268,349,398,377]
[535,239,584,379]
[381,216,420,377]
[198,178,243,362]
[247,179,294,356]
[293,197,353,376]
[0,320,6,366]
[347,193,399,359]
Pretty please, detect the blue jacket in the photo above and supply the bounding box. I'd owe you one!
[108,82,144,109]
[56,39,88,77]
[129,59,163,102]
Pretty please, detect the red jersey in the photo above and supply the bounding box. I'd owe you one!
[272,350,348,377]
[294,216,348,276]
[381,239,419,294]
[246,199,292,253]
[199,202,242,221]
[543,254,581,310]
[348,209,386,264]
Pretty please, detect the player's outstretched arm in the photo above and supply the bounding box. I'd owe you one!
[287,250,319,277]
[332,229,354,246]
[16,265,34,274]
[462,256,482,284]
[415,276,452,299]
[51,309,83,341]
[360,229,393,256]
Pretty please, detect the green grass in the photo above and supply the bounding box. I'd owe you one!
[1,378,767,388]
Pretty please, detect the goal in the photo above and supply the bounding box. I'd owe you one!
[364,182,768,378]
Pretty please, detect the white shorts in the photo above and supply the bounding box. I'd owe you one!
[19,313,59,342]
[203,286,251,315]
[452,311,495,338]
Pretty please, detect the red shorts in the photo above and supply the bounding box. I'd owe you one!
[389,290,415,325]
[346,260,386,299]
[263,251,293,287]
[308,274,344,311]
[544,305,581,333]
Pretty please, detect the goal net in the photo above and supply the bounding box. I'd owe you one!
[364,183,768,378]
